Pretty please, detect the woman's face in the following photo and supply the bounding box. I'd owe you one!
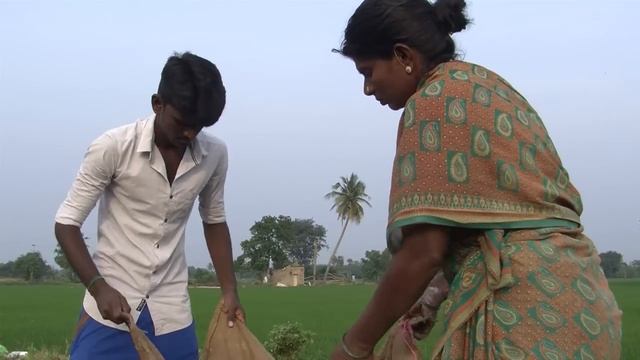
[353,55,421,111]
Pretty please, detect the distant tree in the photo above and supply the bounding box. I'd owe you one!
[238,216,292,275]
[0,261,15,278]
[13,252,52,281]
[324,173,371,280]
[630,260,640,278]
[54,244,69,270]
[599,251,623,278]
[619,262,631,279]
[188,266,218,286]
[233,257,251,272]
[54,235,88,282]
[361,249,391,282]
[328,255,347,277]
[344,258,363,281]
[312,264,329,279]
[237,216,328,282]
[54,244,78,281]
[288,219,327,285]
[287,219,327,266]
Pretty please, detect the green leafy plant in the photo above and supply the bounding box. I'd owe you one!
[264,322,314,360]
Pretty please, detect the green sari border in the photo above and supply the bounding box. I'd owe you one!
[387,215,579,238]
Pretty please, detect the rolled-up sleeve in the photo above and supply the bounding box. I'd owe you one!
[55,133,118,227]
[198,143,228,224]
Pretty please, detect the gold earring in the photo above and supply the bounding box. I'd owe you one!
[405,66,413,74]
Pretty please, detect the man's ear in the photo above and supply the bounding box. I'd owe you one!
[151,94,163,114]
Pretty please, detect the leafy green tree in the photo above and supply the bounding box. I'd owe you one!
[188,266,218,286]
[0,261,15,277]
[361,249,392,282]
[288,218,327,284]
[599,251,623,278]
[238,215,292,274]
[54,244,78,281]
[288,218,327,265]
[630,260,640,278]
[237,216,327,280]
[13,252,52,281]
[345,258,363,280]
[54,235,88,282]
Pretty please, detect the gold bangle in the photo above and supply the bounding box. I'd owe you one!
[341,333,372,359]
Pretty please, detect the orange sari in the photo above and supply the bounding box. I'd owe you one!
[387,61,622,359]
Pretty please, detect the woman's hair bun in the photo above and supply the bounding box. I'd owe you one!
[432,0,470,34]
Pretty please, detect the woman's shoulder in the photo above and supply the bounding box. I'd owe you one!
[413,60,529,107]
[424,60,506,87]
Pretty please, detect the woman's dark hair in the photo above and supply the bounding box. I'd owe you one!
[337,0,469,69]
[158,52,226,127]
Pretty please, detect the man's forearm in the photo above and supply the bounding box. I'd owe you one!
[54,223,101,288]
[204,222,237,294]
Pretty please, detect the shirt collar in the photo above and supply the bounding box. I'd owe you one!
[136,114,155,154]
[190,133,208,160]
[135,114,208,162]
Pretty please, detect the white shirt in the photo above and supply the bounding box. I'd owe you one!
[55,114,228,335]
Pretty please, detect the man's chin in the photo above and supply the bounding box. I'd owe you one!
[171,140,190,148]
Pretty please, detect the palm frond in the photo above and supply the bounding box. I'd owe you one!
[325,173,371,224]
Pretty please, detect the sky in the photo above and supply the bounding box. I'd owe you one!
[0,0,638,268]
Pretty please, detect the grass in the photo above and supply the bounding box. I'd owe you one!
[0,280,637,359]
[609,279,640,360]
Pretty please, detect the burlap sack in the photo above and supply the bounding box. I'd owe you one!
[377,272,449,360]
[202,301,274,360]
[377,320,421,360]
[128,320,165,360]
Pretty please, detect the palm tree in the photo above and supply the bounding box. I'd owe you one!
[323,173,371,281]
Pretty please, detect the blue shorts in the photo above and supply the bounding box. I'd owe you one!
[69,306,198,360]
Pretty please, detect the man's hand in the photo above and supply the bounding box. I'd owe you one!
[91,280,131,325]
[222,291,245,328]
[204,222,244,328]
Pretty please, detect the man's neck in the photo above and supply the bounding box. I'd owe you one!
[153,121,185,152]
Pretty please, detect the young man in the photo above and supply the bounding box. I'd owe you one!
[55,52,243,359]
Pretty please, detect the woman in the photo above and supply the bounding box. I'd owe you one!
[330,0,622,359]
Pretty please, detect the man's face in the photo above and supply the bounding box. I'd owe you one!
[152,95,202,148]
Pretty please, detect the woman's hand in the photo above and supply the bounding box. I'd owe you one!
[329,335,374,360]
[334,224,450,356]
[405,271,449,340]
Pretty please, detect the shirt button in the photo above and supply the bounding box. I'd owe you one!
[164,218,168,223]
[169,195,173,199]
[146,294,150,299]
[155,243,159,249]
